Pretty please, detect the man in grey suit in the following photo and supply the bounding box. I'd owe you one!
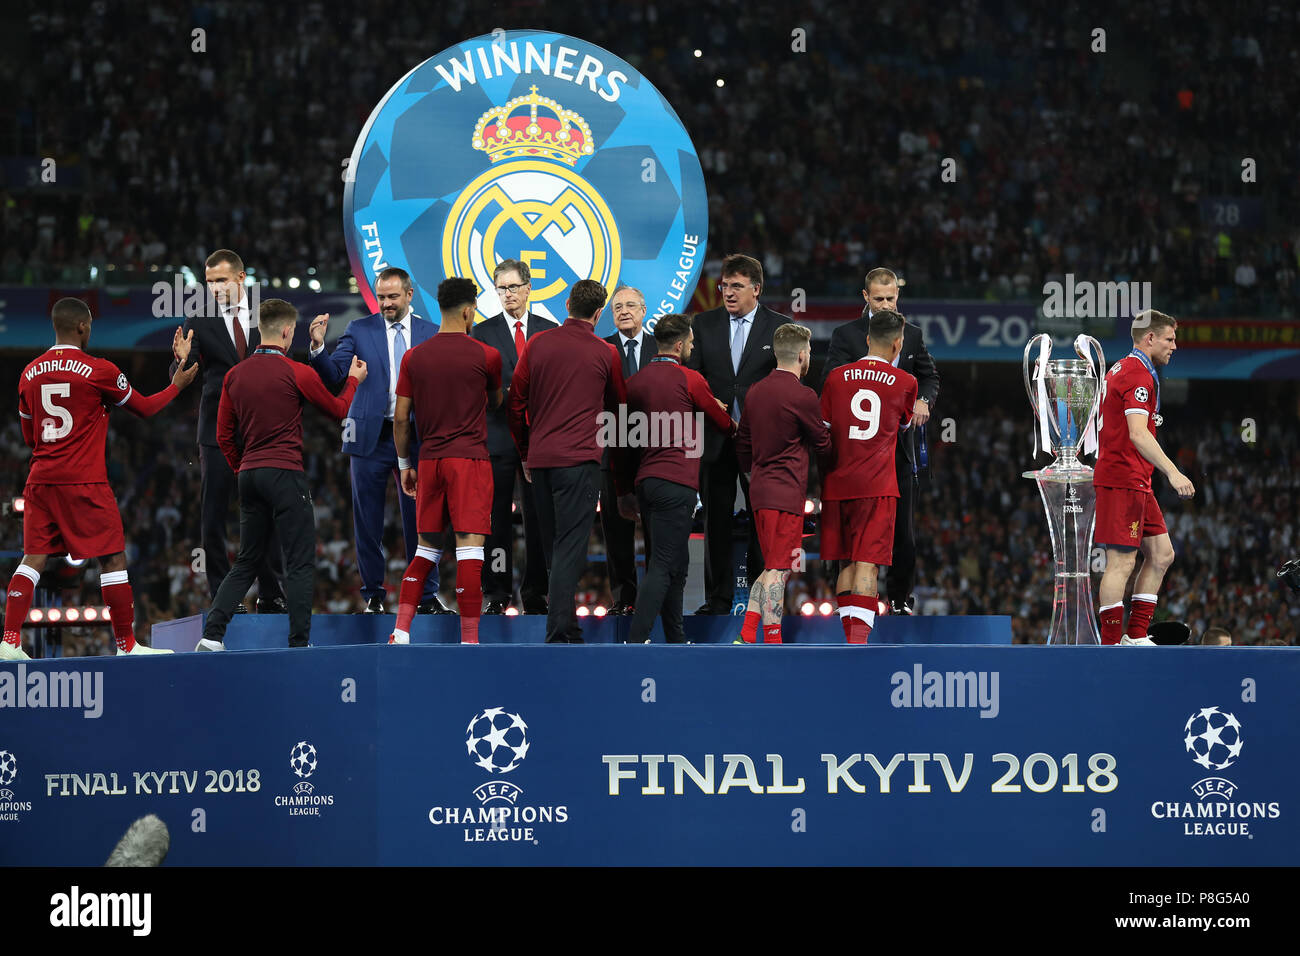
[470,258,557,614]
[687,253,782,614]
[601,286,653,614]
[818,267,940,615]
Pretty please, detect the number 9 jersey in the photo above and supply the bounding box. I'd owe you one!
[819,356,917,501]
[18,345,134,485]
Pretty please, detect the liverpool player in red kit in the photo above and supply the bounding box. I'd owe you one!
[392,278,503,644]
[1094,310,1195,645]
[2,298,199,660]
[819,310,917,643]
[736,324,831,644]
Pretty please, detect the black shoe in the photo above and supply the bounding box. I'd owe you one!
[890,596,915,616]
[232,603,249,615]
[256,596,288,614]
[483,600,508,615]
[417,596,453,614]
[522,598,548,615]
[364,597,386,614]
[694,602,729,615]
[610,602,635,616]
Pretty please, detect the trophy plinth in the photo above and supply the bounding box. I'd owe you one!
[1023,336,1106,645]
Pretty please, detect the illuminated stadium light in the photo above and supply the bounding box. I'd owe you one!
[271,277,282,288]
[716,78,725,87]
[65,608,80,622]
[576,606,591,617]
[12,497,24,512]
[308,267,317,275]
[308,279,321,292]
[504,607,520,617]
[47,608,62,622]
[818,601,834,616]
[593,605,608,617]
[800,602,815,616]
[28,609,43,623]
[511,503,517,514]
[288,277,301,289]
[83,607,99,621]
[804,498,815,514]
[693,49,702,57]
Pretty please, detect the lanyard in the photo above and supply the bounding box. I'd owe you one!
[1128,349,1160,412]
[253,347,284,356]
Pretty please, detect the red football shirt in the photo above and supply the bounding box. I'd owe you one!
[19,346,135,485]
[819,356,916,500]
[1094,354,1158,491]
[396,331,502,460]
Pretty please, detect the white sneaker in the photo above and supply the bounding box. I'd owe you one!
[388,633,408,645]
[196,638,226,652]
[122,642,174,655]
[0,642,30,661]
[1120,634,1156,646]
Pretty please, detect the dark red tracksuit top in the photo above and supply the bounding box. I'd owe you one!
[736,368,832,514]
[626,354,736,491]
[216,345,358,473]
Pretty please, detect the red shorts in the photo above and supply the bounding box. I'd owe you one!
[417,458,492,535]
[1095,486,1167,547]
[23,482,125,559]
[755,509,804,571]
[820,497,896,565]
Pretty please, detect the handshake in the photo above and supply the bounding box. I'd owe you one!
[312,313,368,383]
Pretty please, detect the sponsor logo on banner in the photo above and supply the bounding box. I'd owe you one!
[343,31,708,333]
[275,740,334,816]
[1149,706,1280,837]
[428,707,569,843]
[0,749,33,821]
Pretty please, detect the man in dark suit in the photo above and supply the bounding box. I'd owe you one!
[687,253,782,613]
[600,285,653,614]
[470,258,556,614]
[171,248,286,612]
[307,267,448,614]
[817,267,940,615]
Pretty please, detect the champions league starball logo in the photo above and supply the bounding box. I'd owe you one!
[1183,706,1243,771]
[344,32,708,333]
[0,750,17,789]
[465,707,530,774]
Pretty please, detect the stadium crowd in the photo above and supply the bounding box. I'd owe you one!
[3,0,1299,314]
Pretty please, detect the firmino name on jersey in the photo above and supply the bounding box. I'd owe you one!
[25,359,94,381]
[841,367,897,385]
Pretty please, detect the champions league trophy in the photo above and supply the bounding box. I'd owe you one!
[1022,334,1107,645]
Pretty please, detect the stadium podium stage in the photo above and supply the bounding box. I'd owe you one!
[2,620,1297,866]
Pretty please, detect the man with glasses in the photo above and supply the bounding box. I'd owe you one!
[471,258,557,614]
[687,254,781,614]
[600,286,653,614]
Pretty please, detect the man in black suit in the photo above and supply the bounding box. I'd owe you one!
[818,267,940,615]
[687,253,781,613]
[171,248,285,611]
[600,285,653,614]
[470,258,557,614]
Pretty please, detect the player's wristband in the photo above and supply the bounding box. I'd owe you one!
[398,457,412,470]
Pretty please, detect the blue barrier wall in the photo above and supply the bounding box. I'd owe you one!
[2,644,1296,866]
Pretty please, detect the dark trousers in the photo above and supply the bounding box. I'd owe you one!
[600,467,651,606]
[700,439,761,608]
[483,452,548,605]
[199,443,284,602]
[629,477,696,643]
[204,468,316,647]
[532,462,600,643]
[350,421,437,603]
[888,454,919,603]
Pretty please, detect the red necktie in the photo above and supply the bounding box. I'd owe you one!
[232,313,247,360]
[514,320,526,358]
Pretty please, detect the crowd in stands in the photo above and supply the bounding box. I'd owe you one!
[0,352,1292,652]
[3,0,1299,314]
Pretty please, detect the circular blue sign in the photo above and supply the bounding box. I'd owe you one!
[344,32,708,333]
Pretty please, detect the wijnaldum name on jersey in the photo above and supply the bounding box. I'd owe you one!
[25,359,94,381]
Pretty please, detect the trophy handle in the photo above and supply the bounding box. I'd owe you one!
[1073,334,1106,458]
[1024,334,1052,457]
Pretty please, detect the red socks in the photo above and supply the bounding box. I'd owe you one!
[1127,594,1157,641]
[1099,601,1123,645]
[99,569,136,652]
[394,549,438,641]
[837,594,875,644]
[3,565,38,648]
[762,623,782,644]
[455,547,484,644]
[740,610,760,643]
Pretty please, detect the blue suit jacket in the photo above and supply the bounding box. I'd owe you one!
[309,311,439,457]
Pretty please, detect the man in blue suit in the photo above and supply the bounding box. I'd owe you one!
[307,267,449,613]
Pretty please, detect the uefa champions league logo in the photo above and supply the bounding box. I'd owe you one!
[0,750,16,788]
[344,31,708,334]
[465,707,530,774]
[1183,706,1243,771]
[289,741,318,779]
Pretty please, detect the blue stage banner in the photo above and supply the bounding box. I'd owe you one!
[2,645,1296,866]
